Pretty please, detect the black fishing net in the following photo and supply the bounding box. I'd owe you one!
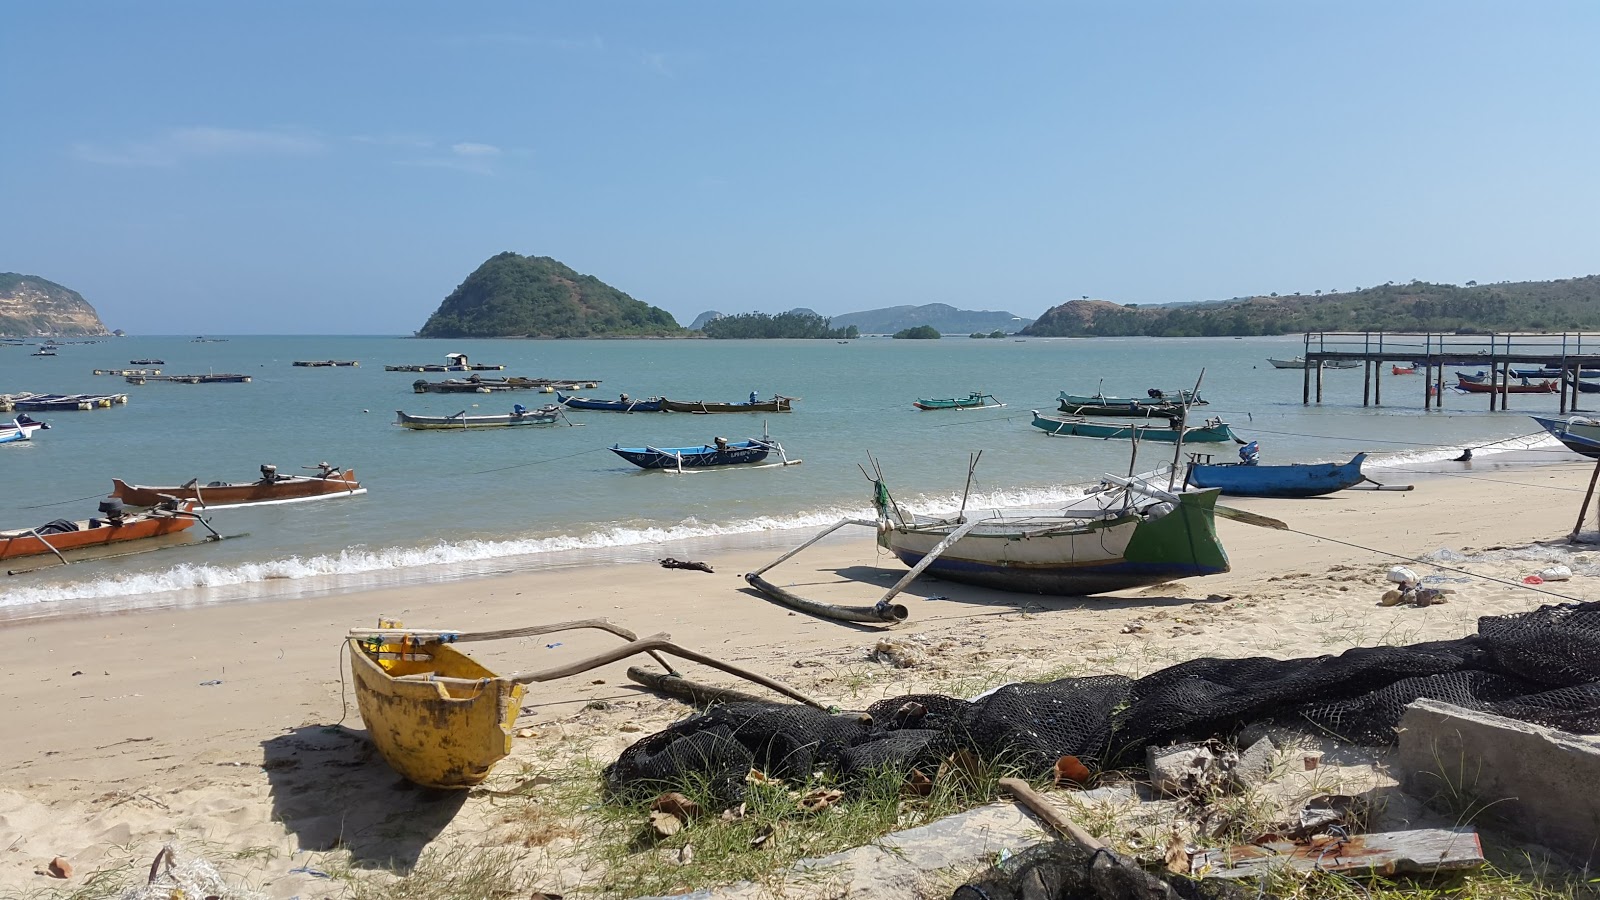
[604,602,1600,804]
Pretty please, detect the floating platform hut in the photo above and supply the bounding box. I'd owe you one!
[293,360,360,367]
[384,352,505,372]
[125,373,252,384]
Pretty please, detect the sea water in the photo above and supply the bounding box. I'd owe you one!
[0,334,1568,617]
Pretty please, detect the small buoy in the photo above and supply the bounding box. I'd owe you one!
[362,409,369,413]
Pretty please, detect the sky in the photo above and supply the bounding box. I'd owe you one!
[3,2,1597,334]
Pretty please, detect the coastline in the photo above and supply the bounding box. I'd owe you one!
[1,454,1596,896]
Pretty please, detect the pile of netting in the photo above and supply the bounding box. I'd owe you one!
[606,602,1600,803]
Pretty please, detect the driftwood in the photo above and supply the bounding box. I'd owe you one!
[660,557,714,573]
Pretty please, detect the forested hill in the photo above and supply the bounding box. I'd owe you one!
[0,273,109,336]
[831,303,1031,334]
[1021,277,1600,337]
[417,254,682,338]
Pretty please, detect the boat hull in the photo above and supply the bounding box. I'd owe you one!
[111,470,364,508]
[913,393,1003,411]
[1455,378,1557,394]
[395,409,561,429]
[882,490,1229,595]
[556,392,664,412]
[661,398,793,413]
[1058,391,1203,407]
[1030,411,1238,443]
[1529,415,1600,460]
[347,638,522,788]
[610,441,772,469]
[0,505,199,560]
[1268,358,1358,370]
[1187,453,1367,498]
[1057,400,1184,418]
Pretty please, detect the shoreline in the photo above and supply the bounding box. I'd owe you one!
[0,434,1575,625]
[0,459,1596,896]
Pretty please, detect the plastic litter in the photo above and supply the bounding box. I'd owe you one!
[1386,566,1420,586]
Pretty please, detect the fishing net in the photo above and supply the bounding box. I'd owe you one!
[605,602,1600,803]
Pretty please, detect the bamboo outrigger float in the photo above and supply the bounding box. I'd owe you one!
[346,618,824,788]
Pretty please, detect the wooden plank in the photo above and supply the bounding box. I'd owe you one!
[1193,827,1484,879]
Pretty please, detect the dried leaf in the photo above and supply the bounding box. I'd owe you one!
[720,803,747,822]
[650,792,703,822]
[1164,831,1190,875]
[750,823,775,849]
[1053,755,1091,787]
[647,811,682,838]
[797,787,844,814]
[745,768,772,785]
[902,769,934,797]
[47,857,72,879]
[937,749,985,788]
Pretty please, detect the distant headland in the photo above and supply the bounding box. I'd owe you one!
[417,253,682,338]
[0,273,111,336]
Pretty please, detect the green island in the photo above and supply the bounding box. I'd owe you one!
[969,330,1007,339]
[701,311,858,339]
[1023,276,1600,337]
[893,325,942,339]
[417,253,682,338]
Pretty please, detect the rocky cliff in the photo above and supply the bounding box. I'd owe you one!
[0,273,110,336]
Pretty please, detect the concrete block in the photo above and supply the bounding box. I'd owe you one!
[1232,736,1277,790]
[1395,699,1600,867]
[1147,742,1216,796]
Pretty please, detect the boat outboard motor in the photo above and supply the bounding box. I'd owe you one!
[1238,441,1260,465]
[93,500,127,527]
[714,436,729,450]
[513,403,528,416]
[1148,388,1165,399]
[260,464,278,482]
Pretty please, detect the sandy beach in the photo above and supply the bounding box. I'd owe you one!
[2,457,1596,898]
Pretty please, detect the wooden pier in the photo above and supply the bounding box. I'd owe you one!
[1297,332,1600,413]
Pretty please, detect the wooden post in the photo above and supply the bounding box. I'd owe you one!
[1363,361,1372,407]
[1435,363,1445,409]
[1375,359,1383,406]
[1571,457,1600,541]
[1315,360,1323,403]
[1424,362,1433,409]
[1503,365,1512,411]
[1560,364,1569,415]
[1302,360,1310,405]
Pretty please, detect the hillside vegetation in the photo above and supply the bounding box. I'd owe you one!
[1022,277,1600,337]
[418,254,681,338]
[832,303,1030,334]
[0,273,109,336]
[892,325,941,339]
[702,311,857,339]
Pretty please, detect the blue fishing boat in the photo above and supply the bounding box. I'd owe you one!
[1529,414,1600,459]
[1029,411,1240,443]
[1564,376,1600,394]
[0,416,49,445]
[556,392,665,412]
[1186,444,1378,497]
[609,436,799,471]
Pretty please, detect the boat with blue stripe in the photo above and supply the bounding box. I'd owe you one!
[556,392,665,412]
[609,435,800,471]
[1185,444,1384,497]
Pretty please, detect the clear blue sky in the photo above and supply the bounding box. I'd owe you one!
[4,2,1596,334]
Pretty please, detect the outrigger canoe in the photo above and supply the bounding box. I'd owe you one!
[661,396,795,413]
[0,499,200,561]
[609,437,799,470]
[346,619,824,788]
[1455,377,1557,394]
[556,392,665,412]
[112,464,363,509]
[1529,414,1600,460]
[912,392,1004,411]
[394,405,568,429]
[1058,390,1204,407]
[1187,452,1373,498]
[1030,411,1241,443]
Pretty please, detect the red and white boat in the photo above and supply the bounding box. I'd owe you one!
[111,463,364,509]
[1,499,201,561]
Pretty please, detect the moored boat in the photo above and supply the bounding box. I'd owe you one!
[661,395,795,413]
[0,499,201,561]
[1267,357,1359,370]
[1564,375,1600,394]
[411,377,597,393]
[1529,414,1600,459]
[609,435,798,470]
[1392,365,1416,375]
[111,463,364,509]
[1455,376,1557,394]
[1058,389,1204,407]
[876,474,1230,595]
[0,416,49,445]
[913,391,1004,411]
[394,404,568,429]
[556,391,665,412]
[1186,446,1374,498]
[1030,411,1240,443]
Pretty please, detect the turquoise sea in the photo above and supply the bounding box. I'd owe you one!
[0,335,1567,618]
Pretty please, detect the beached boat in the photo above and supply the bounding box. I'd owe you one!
[1267,357,1359,370]
[661,395,795,413]
[876,475,1230,595]
[913,392,1004,411]
[394,404,568,429]
[556,392,665,412]
[0,416,49,445]
[0,499,200,561]
[1529,415,1600,459]
[111,463,364,509]
[609,436,798,470]
[1058,389,1204,408]
[1455,376,1557,394]
[1186,448,1374,498]
[1030,411,1240,443]
[347,619,822,788]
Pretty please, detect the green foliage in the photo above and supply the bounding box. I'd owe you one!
[1022,276,1600,337]
[968,330,1007,338]
[701,311,856,339]
[417,253,681,338]
[892,325,942,339]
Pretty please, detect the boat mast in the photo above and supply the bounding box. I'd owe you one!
[1169,369,1206,492]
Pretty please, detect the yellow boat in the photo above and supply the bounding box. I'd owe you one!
[347,633,523,789]
[347,619,825,789]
